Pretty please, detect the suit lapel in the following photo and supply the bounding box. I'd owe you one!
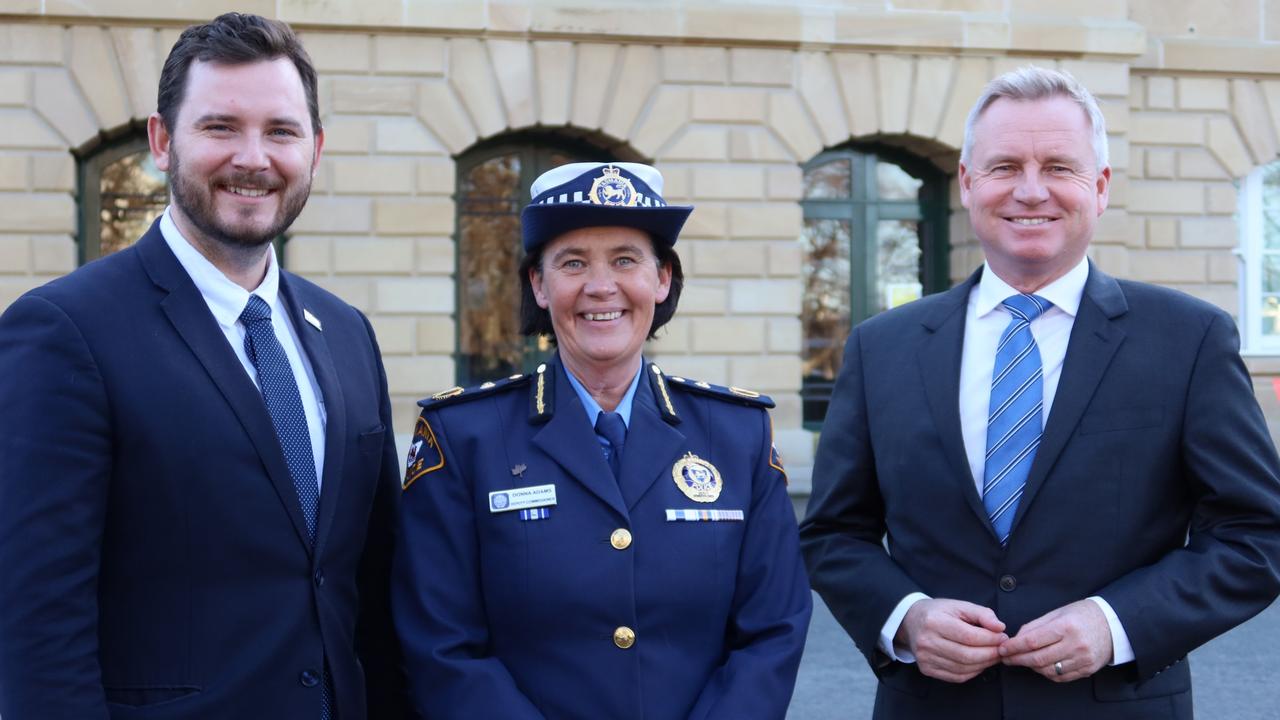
[137,225,314,553]
[1009,264,1128,534]
[618,370,686,510]
[531,358,629,519]
[917,271,994,536]
[279,274,346,551]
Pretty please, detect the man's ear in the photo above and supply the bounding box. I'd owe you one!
[147,113,172,172]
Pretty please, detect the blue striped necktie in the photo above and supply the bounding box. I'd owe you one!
[595,411,627,480]
[983,293,1052,545]
[239,295,331,719]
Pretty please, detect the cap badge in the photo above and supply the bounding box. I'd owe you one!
[672,452,723,503]
[588,165,638,207]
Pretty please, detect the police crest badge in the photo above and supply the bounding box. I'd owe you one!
[403,416,445,490]
[672,452,723,503]
[588,165,639,207]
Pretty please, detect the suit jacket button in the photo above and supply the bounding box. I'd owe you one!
[610,528,632,550]
[299,669,320,688]
[999,575,1017,592]
[613,626,636,649]
[314,569,325,587]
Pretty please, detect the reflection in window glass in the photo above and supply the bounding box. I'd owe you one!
[876,162,923,201]
[801,218,852,389]
[457,153,524,383]
[876,219,922,312]
[100,151,167,257]
[803,158,852,199]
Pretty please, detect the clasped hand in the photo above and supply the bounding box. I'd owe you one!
[895,598,1112,683]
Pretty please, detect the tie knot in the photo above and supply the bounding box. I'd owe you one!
[594,411,627,449]
[240,294,272,325]
[1001,294,1051,323]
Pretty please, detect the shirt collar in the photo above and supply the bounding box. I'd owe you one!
[160,206,281,328]
[976,255,1089,319]
[563,359,644,430]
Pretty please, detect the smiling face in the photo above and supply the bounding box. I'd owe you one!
[959,95,1110,292]
[530,226,672,380]
[148,57,324,253]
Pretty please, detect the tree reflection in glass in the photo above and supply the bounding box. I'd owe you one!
[458,153,524,381]
[99,151,168,257]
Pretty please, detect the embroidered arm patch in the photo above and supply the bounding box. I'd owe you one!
[403,415,445,489]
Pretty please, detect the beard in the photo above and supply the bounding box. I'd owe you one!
[167,145,312,249]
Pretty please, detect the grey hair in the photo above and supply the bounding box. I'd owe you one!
[960,66,1109,171]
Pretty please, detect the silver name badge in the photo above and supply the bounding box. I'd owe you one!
[489,484,557,513]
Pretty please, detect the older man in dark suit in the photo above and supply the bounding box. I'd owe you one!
[801,66,1280,719]
[0,14,407,719]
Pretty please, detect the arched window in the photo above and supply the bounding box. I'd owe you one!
[453,130,634,385]
[1239,159,1280,351]
[801,145,950,426]
[77,132,168,264]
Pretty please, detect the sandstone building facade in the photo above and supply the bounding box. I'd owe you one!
[4,0,1280,491]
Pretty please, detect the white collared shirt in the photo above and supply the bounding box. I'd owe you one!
[159,208,327,487]
[878,256,1134,666]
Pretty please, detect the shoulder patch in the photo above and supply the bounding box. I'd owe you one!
[403,415,445,489]
[417,373,532,411]
[768,415,788,486]
[662,370,775,409]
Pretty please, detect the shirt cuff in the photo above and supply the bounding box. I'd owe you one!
[1087,596,1135,665]
[878,592,931,663]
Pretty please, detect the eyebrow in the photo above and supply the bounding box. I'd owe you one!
[193,114,306,130]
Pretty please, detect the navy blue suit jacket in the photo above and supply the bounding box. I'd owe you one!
[801,264,1280,720]
[0,223,408,719]
[392,354,811,719]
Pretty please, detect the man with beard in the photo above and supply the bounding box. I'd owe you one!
[0,13,408,719]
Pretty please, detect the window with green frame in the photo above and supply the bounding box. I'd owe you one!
[78,132,169,264]
[801,145,950,427]
[453,131,633,385]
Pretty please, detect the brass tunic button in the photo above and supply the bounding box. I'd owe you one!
[613,626,636,649]
[610,528,632,550]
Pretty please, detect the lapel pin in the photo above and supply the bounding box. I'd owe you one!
[303,308,322,331]
[511,463,527,478]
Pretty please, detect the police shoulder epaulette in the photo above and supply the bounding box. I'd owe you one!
[656,365,775,409]
[417,373,532,411]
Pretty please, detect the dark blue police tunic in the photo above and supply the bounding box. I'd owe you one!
[392,354,812,719]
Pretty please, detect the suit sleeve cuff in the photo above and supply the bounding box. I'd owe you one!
[878,592,931,663]
[1088,596,1135,665]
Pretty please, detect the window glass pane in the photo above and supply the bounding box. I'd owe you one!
[1264,254,1280,293]
[802,218,851,423]
[876,161,923,201]
[803,158,852,199]
[876,219,923,312]
[100,151,167,257]
[1264,163,1280,250]
[1262,295,1280,337]
[457,153,524,382]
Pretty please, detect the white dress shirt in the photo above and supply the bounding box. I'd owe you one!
[160,208,327,487]
[877,257,1134,666]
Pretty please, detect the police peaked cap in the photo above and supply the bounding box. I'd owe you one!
[520,162,694,253]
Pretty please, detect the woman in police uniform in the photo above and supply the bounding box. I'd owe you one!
[392,162,812,720]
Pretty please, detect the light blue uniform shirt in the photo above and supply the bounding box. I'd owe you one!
[563,361,643,462]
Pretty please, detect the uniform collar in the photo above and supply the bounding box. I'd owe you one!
[563,358,644,429]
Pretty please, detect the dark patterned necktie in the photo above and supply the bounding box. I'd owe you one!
[239,295,331,719]
[595,411,627,480]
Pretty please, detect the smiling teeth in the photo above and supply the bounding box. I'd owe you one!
[1011,218,1049,225]
[585,311,622,321]
[228,186,268,197]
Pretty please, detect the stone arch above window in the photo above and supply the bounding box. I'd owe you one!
[453,128,644,385]
[800,142,951,427]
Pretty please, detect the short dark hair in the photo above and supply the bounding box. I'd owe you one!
[157,13,321,135]
[518,235,684,342]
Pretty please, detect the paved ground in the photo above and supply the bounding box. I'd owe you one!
[788,592,1280,719]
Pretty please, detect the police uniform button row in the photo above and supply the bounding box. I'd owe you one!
[610,528,632,550]
[613,626,636,649]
